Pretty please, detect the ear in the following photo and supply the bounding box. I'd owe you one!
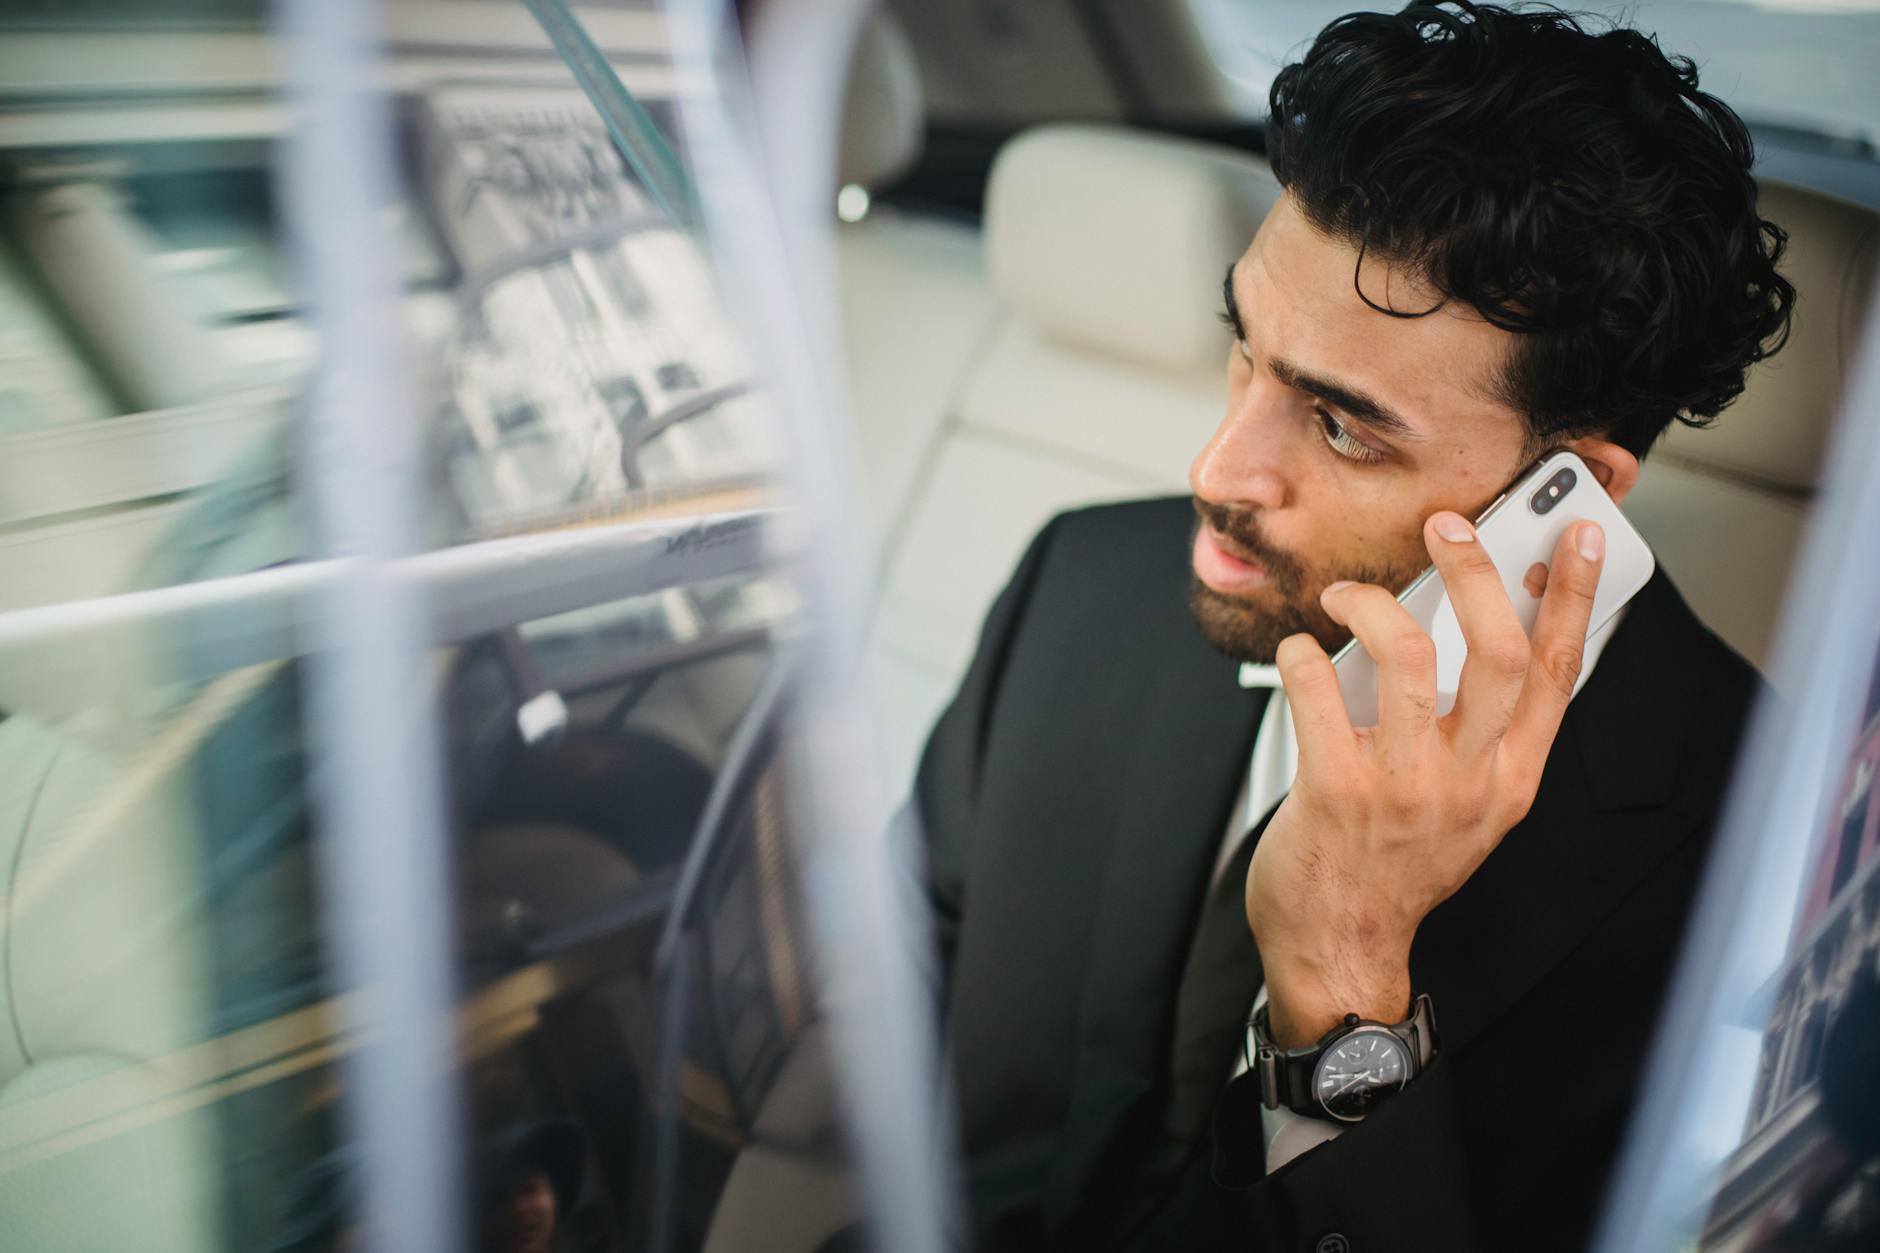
[1561,433,1640,506]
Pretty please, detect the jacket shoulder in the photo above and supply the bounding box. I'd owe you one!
[1029,496,1198,602]
[1571,565,1765,813]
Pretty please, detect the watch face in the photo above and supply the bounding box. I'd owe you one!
[1312,1027,1411,1122]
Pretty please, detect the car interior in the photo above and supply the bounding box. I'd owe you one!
[0,1,1875,1250]
[835,3,1880,809]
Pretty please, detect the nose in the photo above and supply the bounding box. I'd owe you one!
[1189,386,1288,511]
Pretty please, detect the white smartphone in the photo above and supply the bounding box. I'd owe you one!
[1330,449,1655,727]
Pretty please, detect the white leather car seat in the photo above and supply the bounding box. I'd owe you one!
[0,710,225,1250]
[835,9,999,570]
[707,68,1286,1252]
[847,124,1876,801]
[847,121,1281,795]
[1622,181,1879,669]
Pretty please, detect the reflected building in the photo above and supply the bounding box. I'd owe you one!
[1702,656,1880,1251]
[416,86,774,534]
[0,7,817,1251]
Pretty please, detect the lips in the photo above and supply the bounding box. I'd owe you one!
[1193,524,1272,594]
[1208,526,1265,568]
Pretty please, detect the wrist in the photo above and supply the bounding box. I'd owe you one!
[1264,962,1412,1049]
[1251,993,1440,1124]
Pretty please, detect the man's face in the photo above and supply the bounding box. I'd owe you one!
[491,1168,558,1253]
[1190,194,1536,662]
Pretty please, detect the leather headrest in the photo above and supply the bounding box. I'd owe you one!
[983,124,1283,374]
[837,7,924,191]
[1658,180,1880,491]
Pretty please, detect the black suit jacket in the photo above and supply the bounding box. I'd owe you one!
[908,497,1760,1251]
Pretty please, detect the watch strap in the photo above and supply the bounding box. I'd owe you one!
[1250,993,1438,1118]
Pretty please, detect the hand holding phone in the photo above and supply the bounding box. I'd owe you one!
[1246,460,1641,1047]
[1331,450,1654,727]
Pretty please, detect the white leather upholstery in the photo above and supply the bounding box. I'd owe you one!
[0,716,215,1088]
[0,1055,222,1250]
[1624,179,1879,668]
[837,7,924,191]
[955,318,1227,485]
[1657,181,1880,491]
[838,125,1278,802]
[841,116,1880,809]
[984,124,1283,374]
[6,740,213,1067]
[702,1025,859,1253]
[837,210,999,555]
[1620,461,1809,665]
[0,713,223,1251]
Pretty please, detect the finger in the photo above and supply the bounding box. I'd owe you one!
[1273,631,1358,779]
[1422,511,1530,759]
[1505,521,1605,755]
[1320,581,1439,742]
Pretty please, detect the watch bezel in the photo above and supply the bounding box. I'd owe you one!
[1309,1023,1413,1123]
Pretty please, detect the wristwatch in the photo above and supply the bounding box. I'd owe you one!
[1247,993,1438,1124]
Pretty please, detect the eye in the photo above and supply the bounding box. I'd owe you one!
[1315,406,1386,465]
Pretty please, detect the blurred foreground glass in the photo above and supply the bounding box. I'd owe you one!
[1595,273,1880,1248]
[0,2,932,1251]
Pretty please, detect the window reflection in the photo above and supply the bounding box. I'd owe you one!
[1702,649,1880,1251]
[0,3,830,1250]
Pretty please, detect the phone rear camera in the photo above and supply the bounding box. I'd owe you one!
[1530,466,1577,515]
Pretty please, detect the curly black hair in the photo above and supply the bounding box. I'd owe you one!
[1265,1,1795,457]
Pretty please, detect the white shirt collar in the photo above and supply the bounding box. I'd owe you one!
[1237,662,1283,690]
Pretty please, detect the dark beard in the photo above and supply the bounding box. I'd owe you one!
[1186,499,1421,665]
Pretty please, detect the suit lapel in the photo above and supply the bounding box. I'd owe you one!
[1041,621,1267,1221]
[1026,540,1716,1224]
[1411,568,1713,1047]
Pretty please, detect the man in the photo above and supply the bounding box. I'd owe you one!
[475,1121,586,1253]
[907,3,1794,1250]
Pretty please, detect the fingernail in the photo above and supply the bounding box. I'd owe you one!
[1433,513,1474,543]
[1577,523,1605,561]
[1322,580,1355,597]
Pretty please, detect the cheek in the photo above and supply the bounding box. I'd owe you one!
[1283,473,1429,584]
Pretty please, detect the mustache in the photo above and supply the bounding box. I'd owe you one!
[1191,497,1306,592]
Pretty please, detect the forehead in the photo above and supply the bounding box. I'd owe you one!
[1237,195,1522,442]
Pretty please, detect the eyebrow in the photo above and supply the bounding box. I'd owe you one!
[1220,260,1425,443]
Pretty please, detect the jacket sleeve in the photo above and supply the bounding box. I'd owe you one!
[1213,1057,1480,1251]
[890,514,1063,1000]
[1208,787,1728,1253]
